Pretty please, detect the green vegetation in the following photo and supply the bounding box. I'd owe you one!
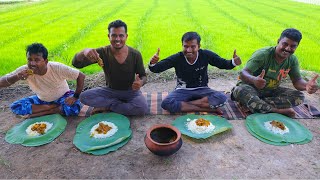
[0,0,319,75]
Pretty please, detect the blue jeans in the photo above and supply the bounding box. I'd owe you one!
[10,91,81,116]
[161,87,227,113]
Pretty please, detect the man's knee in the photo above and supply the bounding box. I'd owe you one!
[10,100,32,115]
[134,101,148,115]
[294,90,305,106]
[208,92,227,108]
[161,98,180,113]
[231,85,247,99]
[79,91,91,105]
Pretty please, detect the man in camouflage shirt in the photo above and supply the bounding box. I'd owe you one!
[231,28,319,117]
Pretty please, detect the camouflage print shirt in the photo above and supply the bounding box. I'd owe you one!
[240,46,301,90]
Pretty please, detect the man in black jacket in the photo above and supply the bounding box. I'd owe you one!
[149,32,241,114]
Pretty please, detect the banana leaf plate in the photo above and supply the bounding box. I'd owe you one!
[5,114,67,146]
[73,113,132,155]
[172,114,232,139]
[86,135,132,156]
[245,113,312,144]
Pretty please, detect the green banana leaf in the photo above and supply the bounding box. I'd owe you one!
[86,135,132,155]
[245,120,312,145]
[245,121,290,146]
[246,113,312,143]
[5,114,67,146]
[73,113,132,153]
[293,125,313,145]
[172,114,232,139]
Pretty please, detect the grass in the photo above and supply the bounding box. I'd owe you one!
[0,0,320,75]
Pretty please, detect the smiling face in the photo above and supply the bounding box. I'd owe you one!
[182,39,200,62]
[275,37,299,62]
[108,27,128,49]
[27,52,48,75]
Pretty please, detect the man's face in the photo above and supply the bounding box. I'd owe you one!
[27,52,48,74]
[182,39,200,61]
[275,37,299,60]
[108,27,128,49]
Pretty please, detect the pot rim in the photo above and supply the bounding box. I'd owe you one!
[146,124,181,146]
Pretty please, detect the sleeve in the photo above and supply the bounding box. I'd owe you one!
[72,47,103,68]
[148,53,178,73]
[205,50,234,69]
[135,51,146,77]
[245,50,267,75]
[288,56,301,80]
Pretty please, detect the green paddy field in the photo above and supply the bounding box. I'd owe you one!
[0,0,319,75]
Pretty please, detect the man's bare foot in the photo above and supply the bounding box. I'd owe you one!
[272,108,296,118]
[91,107,109,115]
[15,114,30,120]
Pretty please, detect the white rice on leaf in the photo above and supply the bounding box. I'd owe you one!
[264,121,289,135]
[186,118,216,134]
[90,121,118,139]
[26,121,53,136]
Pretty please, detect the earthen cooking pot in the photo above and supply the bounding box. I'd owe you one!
[144,124,182,156]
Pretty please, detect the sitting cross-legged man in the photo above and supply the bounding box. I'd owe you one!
[72,20,148,116]
[231,28,319,117]
[0,43,85,119]
[149,31,241,114]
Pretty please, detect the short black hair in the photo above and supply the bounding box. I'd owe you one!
[108,19,127,33]
[181,32,201,44]
[279,28,302,44]
[26,43,48,59]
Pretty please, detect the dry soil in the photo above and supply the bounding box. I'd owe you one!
[0,70,319,179]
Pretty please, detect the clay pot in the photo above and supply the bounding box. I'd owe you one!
[144,124,182,156]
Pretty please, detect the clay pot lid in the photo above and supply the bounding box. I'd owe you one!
[146,124,181,146]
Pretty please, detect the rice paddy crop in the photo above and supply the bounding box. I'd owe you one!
[0,0,319,75]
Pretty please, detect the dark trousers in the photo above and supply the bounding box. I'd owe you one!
[80,87,148,116]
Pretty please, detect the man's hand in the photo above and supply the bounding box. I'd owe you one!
[253,69,266,89]
[17,68,31,80]
[233,49,241,66]
[65,96,77,106]
[306,74,319,94]
[83,49,101,64]
[132,74,142,91]
[149,48,160,65]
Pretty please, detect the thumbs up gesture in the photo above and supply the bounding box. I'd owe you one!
[149,48,160,65]
[306,74,319,94]
[132,74,142,90]
[232,49,242,66]
[254,69,266,89]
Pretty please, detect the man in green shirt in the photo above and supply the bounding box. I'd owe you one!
[231,28,319,117]
[72,20,148,116]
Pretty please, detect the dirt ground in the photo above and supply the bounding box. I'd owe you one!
[0,70,319,179]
